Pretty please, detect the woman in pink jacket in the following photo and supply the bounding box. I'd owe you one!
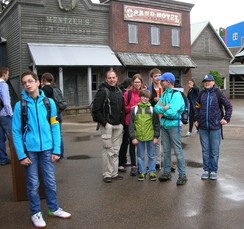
[123,74,143,176]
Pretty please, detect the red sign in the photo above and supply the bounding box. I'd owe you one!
[124,5,182,26]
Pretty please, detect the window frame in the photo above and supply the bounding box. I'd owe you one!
[128,24,138,44]
[151,26,160,46]
[171,28,180,47]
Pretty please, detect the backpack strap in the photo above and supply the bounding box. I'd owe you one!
[21,99,27,136]
[43,97,51,124]
[127,89,132,105]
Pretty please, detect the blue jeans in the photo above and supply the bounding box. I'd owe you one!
[25,150,59,215]
[137,140,156,174]
[0,116,11,164]
[162,126,186,177]
[199,128,221,173]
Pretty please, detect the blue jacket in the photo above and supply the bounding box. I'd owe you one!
[154,88,184,129]
[12,90,61,160]
[195,87,232,130]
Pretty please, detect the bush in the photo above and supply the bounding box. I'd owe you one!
[209,70,224,88]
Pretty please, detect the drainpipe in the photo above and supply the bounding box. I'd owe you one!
[59,67,64,93]
[87,67,92,104]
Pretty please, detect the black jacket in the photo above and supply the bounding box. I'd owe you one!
[92,82,125,127]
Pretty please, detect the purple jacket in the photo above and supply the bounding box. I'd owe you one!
[195,87,232,130]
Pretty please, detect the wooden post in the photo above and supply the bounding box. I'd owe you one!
[10,132,45,201]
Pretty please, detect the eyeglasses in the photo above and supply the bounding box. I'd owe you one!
[22,79,36,86]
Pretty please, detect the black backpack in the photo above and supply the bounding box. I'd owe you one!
[52,87,68,113]
[90,87,111,123]
[163,90,189,124]
[0,98,3,112]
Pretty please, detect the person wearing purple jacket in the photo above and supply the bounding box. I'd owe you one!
[194,74,232,180]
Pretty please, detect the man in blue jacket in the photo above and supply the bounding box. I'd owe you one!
[12,71,71,228]
[154,72,187,185]
[195,74,232,180]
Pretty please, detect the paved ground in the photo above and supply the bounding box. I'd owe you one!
[1,99,244,229]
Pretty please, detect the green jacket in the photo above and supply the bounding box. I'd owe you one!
[129,102,160,141]
[154,88,184,129]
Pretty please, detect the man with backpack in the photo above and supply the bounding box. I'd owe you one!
[41,72,66,159]
[92,70,125,183]
[154,72,188,185]
[195,74,232,180]
[12,70,71,228]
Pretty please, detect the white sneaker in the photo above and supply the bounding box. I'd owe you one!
[185,131,192,137]
[31,212,46,228]
[48,208,71,219]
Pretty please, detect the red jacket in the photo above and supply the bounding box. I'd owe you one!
[124,88,140,125]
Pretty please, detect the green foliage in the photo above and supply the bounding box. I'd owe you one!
[209,70,224,87]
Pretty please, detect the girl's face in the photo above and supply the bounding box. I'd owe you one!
[133,78,142,90]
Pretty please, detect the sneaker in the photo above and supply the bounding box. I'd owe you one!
[158,173,172,182]
[103,177,112,183]
[155,164,161,170]
[177,176,188,185]
[31,212,46,228]
[48,208,71,219]
[138,174,145,181]
[112,175,123,180]
[185,131,192,137]
[130,166,137,176]
[149,172,157,181]
[118,166,126,172]
[201,171,209,180]
[209,172,218,180]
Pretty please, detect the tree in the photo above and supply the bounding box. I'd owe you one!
[209,70,224,88]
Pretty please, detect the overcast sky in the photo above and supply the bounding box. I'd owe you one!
[90,0,244,29]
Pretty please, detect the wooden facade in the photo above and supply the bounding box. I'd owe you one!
[191,21,233,97]
[0,0,195,114]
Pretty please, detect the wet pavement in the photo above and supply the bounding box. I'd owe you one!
[1,99,244,229]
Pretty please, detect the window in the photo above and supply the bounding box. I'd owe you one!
[128,24,138,44]
[151,26,160,45]
[204,37,210,52]
[172,28,180,47]
[233,32,238,40]
[220,77,226,90]
[92,74,97,91]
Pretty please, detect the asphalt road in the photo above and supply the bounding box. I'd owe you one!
[1,99,244,229]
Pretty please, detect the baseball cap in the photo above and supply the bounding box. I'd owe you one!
[202,74,215,82]
[157,72,175,84]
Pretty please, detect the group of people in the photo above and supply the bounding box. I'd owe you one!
[0,67,71,228]
[0,66,233,227]
[92,69,233,185]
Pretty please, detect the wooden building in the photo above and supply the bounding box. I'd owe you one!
[191,21,233,97]
[0,0,195,116]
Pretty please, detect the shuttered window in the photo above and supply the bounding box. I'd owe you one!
[172,28,180,47]
[151,26,160,45]
[128,24,138,44]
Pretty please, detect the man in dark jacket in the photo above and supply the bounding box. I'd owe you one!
[195,74,232,180]
[92,70,125,183]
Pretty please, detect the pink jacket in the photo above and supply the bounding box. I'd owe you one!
[124,88,141,125]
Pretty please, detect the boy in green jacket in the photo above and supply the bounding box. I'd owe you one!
[129,90,160,181]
